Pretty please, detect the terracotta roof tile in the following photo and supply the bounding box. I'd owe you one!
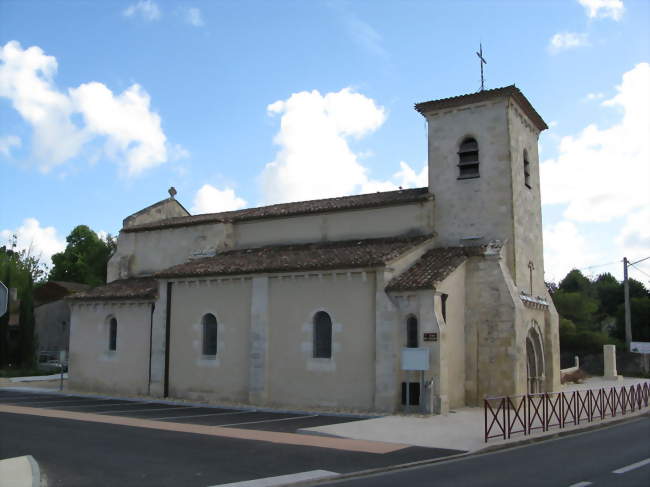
[386,247,469,291]
[123,188,431,233]
[414,85,547,131]
[156,235,432,279]
[67,278,158,301]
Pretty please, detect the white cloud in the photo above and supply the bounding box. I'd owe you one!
[261,88,387,204]
[0,135,20,157]
[1,218,65,265]
[123,0,161,21]
[185,7,204,27]
[543,220,598,283]
[345,15,386,57]
[541,63,649,223]
[0,41,88,169]
[584,92,605,101]
[578,0,625,21]
[549,32,589,52]
[393,161,428,188]
[70,82,167,175]
[192,184,247,214]
[616,208,650,258]
[0,41,178,176]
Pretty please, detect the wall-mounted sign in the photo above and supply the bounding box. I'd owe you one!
[401,348,430,371]
[423,332,438,342]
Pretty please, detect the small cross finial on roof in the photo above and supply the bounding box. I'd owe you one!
[476,43,487,91]
[168,186,177,198]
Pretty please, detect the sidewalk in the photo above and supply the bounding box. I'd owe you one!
[299,376,650,453]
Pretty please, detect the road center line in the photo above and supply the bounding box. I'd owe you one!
[567,482,592,487]
[612,457,650,474]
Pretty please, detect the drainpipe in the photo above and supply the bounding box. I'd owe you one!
[147,302,155,395]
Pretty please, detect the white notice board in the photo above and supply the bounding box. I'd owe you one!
[401,348,430,371]
[631,342,650,354]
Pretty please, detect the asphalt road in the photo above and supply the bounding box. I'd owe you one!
[320,415,650,487]
[0,389,460,486]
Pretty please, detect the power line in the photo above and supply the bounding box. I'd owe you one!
[629,264,650,279]
[630,256,650,266]
[576,261,619,271]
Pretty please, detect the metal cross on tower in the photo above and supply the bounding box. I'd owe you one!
[476,43,487,91]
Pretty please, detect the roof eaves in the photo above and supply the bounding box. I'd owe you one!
[414,85,547,132]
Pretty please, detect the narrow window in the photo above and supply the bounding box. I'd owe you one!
[202,313,218,356]
[523,150,531,188]
[458,137,479,179]
[441,294,448,322]
[313,311,332,358]
[108,317,117,351]
[406,316,418,348]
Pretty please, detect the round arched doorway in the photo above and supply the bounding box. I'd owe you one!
[526,323,545,394]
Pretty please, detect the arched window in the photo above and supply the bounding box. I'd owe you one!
[313,311,332,358]
[108,317,117,351]
[406,316,418,348]
[523,150,531,188]
[458,137,479,179]
[202,313,218,356]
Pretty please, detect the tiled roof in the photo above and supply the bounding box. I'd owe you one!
[122,188,431,233]
[386,247,469,291]
[156,235,433,279]
[414,85,548,131]
[67,278,158,301]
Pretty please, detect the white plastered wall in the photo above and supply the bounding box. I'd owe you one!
[107,200,434,283]
[68,301,152,395]
[266,271,377,410]
[167,278,252,403]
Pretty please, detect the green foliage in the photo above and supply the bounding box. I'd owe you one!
[593,273,621,317]
[0,239,44,367]
[553,291,598,330]
[49,225,116,286]
[559,269,594,296]
[553,267,650,354]
[613,297,650,342]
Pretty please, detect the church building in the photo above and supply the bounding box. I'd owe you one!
[68,86,560,414]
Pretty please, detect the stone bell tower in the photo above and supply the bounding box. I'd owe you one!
[415,86,561,401]
[414,85,548,296]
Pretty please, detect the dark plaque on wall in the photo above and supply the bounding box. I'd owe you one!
[423,332,437,342]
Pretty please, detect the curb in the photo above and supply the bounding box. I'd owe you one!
[0,455,41,487]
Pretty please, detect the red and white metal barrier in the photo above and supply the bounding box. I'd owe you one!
[484,381,650,442]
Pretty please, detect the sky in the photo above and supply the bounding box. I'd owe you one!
[1,0,648,285]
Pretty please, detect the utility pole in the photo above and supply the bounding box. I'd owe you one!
[623,257,632,351]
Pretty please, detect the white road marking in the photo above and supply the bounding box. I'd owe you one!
[57,401,142,409]
[567,482,592,487]
[98,406,195,414]
[151,410,252,420]
[218,414,318,427]
[613,457,650,474]
[0,398,105,406]
[208,469,339,487]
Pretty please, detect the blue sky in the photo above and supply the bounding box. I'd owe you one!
[1,0,648,284]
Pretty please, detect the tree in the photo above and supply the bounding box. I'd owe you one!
[559,269,593,296]
[0,240,45,367]
[593,273,622,318]
[49,226,116,286]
